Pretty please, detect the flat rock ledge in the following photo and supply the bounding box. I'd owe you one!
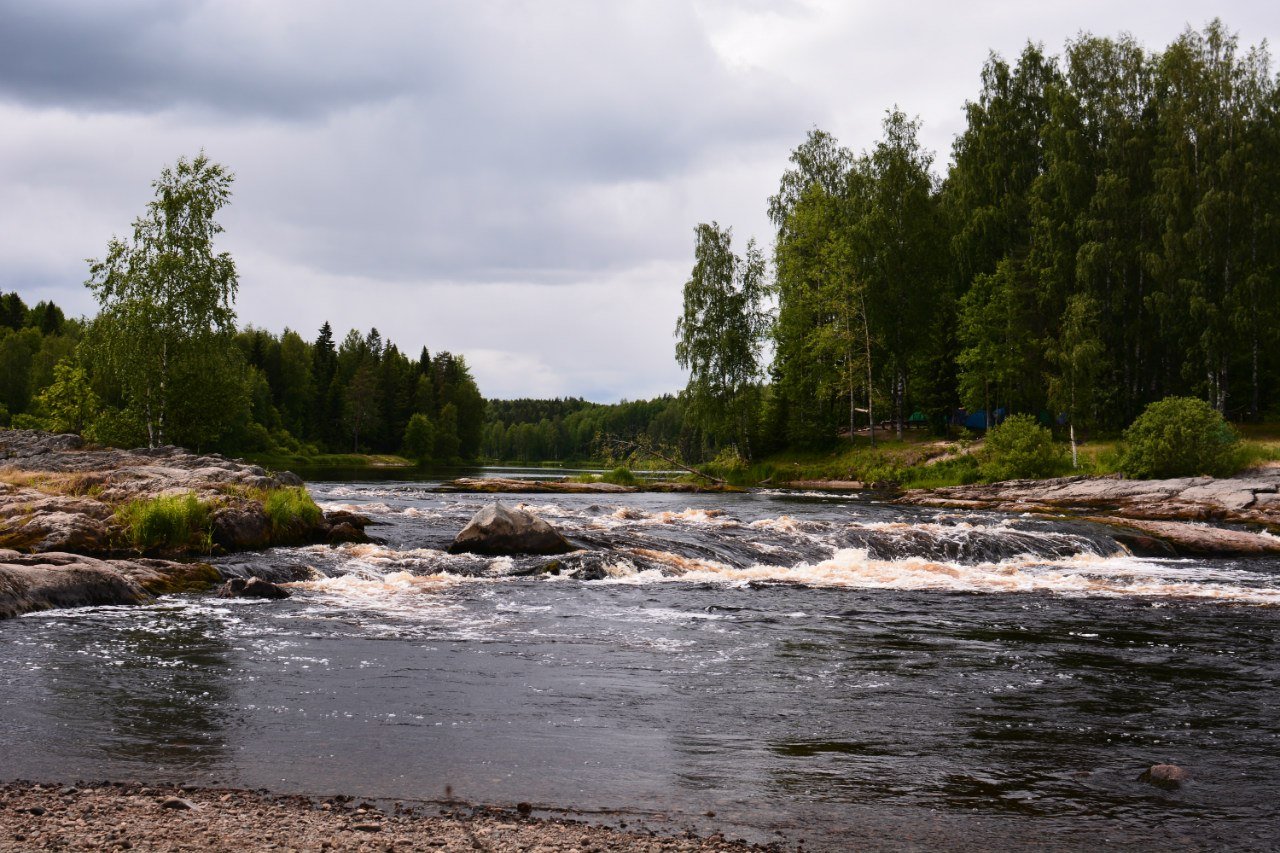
[897,469,1280,527]
[897,469,1280,556]
[0,781,760,852]
[0,550,220,620]
[438,477,742,494]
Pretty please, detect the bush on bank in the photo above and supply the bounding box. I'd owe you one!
[979,414,1069,482]
[1118,396,1239,479]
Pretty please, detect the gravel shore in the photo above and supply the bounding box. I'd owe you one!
[0,782,769,852]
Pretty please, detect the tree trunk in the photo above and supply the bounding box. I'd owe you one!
[860,290,874,448]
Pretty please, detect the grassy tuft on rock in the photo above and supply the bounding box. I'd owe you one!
[262,486,324,540]
[116,493,212,553]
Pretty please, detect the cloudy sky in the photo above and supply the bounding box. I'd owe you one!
[2,1,1277,401]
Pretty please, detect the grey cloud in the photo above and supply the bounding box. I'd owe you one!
[0,0,412,118]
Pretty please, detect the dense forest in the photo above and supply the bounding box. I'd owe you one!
[499,22,1280,464]
[4,23,1278,469]
[0,288,484,459]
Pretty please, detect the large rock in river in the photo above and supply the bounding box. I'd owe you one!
[448,502,573,556]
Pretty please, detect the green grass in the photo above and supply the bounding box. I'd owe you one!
[116,492,212,553]
[261,486,324,540]
[570,466,641,486]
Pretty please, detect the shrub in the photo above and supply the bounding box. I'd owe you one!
[117,493,211,552]
[1118,396,1238,479]
[979,414,1068,481]
[262,486,324,539]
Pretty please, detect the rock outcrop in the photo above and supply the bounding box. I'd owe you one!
[0,549,222,619]
[0,429,371,618]
[897,468,1280,529]
[448,502,574,556]
[0,429,367,559]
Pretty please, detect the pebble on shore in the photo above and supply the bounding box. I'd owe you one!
[0,781,765,852]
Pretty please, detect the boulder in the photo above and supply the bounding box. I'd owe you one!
[327,522,365,544]
[448,502,573,556]
[211,506,272,551]
[218,577,291,600]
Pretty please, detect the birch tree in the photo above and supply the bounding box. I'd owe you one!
[85,153,242,447]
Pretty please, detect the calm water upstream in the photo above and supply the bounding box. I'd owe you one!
[2,473,1279,850]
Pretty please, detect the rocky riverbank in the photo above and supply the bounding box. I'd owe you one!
[0,781,762,852]
[897,467,1280,557]
[0,430,369,619]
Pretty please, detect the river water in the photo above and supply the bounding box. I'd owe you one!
[2,475,1279,850]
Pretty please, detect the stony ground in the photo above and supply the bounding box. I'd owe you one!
[0,782,769,852]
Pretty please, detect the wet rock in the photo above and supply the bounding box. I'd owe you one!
[211,506,271,551]
[326,522,364,544]
[1093,517,1280,558]
[118,559,223,595]
[448,502,573,556]
[324,509,373,530]
[0,551,152,618]
[1139,763,1190,789]
[218,577,291,600]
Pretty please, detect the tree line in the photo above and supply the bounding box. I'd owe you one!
[2,156,484,460]
[675,21,1280,460]
[1,286,484,460]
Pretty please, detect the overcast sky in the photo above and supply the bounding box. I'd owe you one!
[2,1,1277,401]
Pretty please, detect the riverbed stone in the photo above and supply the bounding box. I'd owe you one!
[448,502,574,556]
[218,576,291,600]
[1139,763,1190,789]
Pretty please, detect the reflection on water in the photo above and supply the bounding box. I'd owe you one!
[10,605,234,778]
[1,482,1279,850]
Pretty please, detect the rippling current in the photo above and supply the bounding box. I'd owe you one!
[3,479,1279,850]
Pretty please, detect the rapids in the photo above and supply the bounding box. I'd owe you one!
[2,478,1278,850]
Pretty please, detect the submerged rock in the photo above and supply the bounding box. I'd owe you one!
[448,502,573,556]
[1139,763,1190,789]
[218,577,291,600]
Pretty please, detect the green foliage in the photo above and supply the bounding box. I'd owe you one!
[979,414,1069,481]
[116,493,212,553]
[403,412,435,461]
[86,406,147,448]
[675,222,769,458]
[262,486,323,540]
[36,359,100,435]
[600,466,639,486]
[1118,396,1239,478]
[84,153,245,448]
[434,403,461,460]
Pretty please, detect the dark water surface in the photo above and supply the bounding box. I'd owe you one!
[3,480,1279,850]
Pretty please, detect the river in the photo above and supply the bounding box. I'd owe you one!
[2,473,1278,850]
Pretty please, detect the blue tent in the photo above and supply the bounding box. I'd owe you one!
[962,408,1006,430]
